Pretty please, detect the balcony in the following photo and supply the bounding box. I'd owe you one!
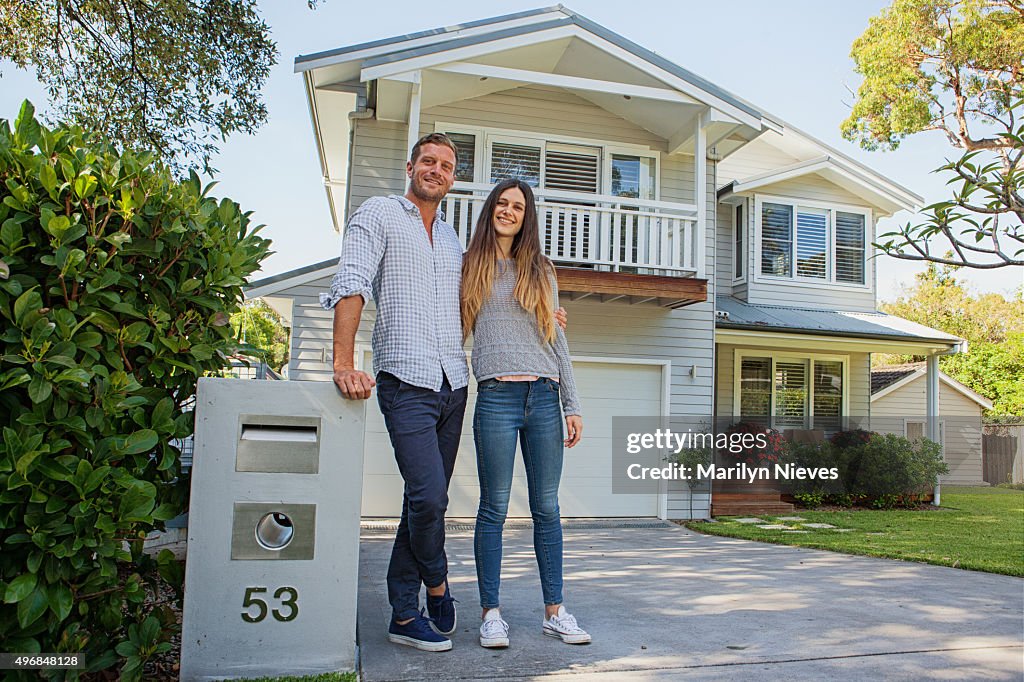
[442,183,708,308]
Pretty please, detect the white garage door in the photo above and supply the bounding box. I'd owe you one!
[361,356,663,518]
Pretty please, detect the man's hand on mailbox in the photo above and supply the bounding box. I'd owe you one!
[333,368,376,400]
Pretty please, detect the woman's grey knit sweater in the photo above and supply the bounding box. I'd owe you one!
[470,260,581,417]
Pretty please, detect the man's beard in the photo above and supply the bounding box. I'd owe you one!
[410,175,448,203]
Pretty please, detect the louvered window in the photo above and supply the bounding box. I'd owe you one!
[489,142,541,187]
[774,360,808,428]
[796,207,829,279]
[761,203,792,277]
[758,197,870,287]
[836,211,866,284]
[544,144,599,193]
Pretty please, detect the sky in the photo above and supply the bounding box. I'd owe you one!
[1,0,1021,300]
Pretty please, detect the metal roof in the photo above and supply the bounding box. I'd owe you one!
[294,4,774,125]
[715,296,963,345]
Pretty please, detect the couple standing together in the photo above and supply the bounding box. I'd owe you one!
[320,133,590,652]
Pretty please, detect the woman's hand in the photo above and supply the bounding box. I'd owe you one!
[554,307,568,331]
[564,415,582,448]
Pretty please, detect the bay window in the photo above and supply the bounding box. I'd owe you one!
[756,195,869,287]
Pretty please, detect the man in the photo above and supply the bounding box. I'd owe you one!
[320,133,466,652]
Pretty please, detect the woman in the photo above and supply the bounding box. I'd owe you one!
[462,178,591,648]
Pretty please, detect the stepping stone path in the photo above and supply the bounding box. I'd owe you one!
[801,523,836,529]
[733,518,765,524]
[782,530,810,534]
[832,528,854,532]
[777,516,806,521]
[757,524,791,530]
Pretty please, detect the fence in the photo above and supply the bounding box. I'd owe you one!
[982,424,1023,485]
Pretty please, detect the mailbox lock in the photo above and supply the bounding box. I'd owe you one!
[255,512,295,550]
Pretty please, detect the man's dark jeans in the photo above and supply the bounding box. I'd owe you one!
[376,371,468,621]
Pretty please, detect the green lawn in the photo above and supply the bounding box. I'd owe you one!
[687,486,1024,576]
[240,674,357,682]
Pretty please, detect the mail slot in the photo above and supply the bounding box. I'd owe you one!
[236,414,321,473]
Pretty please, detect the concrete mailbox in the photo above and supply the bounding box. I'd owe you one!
[180,378,364,681]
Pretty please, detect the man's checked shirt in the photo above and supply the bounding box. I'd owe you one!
[319,194,469,391]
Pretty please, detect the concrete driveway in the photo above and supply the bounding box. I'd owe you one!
[356,520,1023,681]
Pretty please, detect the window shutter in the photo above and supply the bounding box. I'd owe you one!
[774,360,808,428]
[544,145,599,193]
[796,208,828,279]
[490,142,541,187]
[761,203,792,277]
[836,212,866,284]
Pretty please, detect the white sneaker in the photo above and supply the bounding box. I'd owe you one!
[542,605,591,644]
[479,609,510,648]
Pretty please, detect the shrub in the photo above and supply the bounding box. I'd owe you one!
[785,441,845,496]
[0,102,270,679]
[845,434,948,504]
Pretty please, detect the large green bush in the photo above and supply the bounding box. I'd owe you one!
[787,433,949,509]
[848,434,948,505]
[0,101,270,679]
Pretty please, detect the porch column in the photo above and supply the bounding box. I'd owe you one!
[405,71,422,162]
[926,353,941,506]
[693,112,707,278]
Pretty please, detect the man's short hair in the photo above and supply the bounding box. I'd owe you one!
[410,132,459,167]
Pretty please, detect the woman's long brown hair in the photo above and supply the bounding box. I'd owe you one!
[461,178,556,343]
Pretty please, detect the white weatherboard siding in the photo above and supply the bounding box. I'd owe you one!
[715,201,734,296]
[871,376,985,485]
[715,343,871,421]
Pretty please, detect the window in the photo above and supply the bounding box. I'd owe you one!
[905,420,945,447]
[610,154,656,200]
[489,141,541,186]
[734,203,745,279]
[447,132,476,183]
[796,207,828,279]
[756,196,869,287]
[836,211,866,284]
[544,144,599,193]
[761,202,792,277]
[736,352,846,430]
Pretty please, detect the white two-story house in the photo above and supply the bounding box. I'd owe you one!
[247,6,963,519]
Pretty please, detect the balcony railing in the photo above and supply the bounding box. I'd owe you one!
[443,182,703,278]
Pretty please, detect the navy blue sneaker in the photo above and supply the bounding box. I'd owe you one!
[426,582,457,636]
[387,611,452,652]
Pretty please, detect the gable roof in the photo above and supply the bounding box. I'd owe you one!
[295,5,775,128]
[870,363,994,410]
[871,363,922,394]
[717,153,922,214]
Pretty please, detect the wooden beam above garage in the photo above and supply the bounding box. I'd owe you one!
[555,267,707,308]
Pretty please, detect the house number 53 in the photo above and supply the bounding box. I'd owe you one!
[241,586,299,623]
